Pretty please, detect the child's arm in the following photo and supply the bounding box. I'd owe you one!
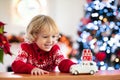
[12,60,35,74]
[12,49,35,73]
[58,59,76,73]
[53,45,76,73]
[12,43,35,74]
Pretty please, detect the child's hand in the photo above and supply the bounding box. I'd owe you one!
[31,67,49,75]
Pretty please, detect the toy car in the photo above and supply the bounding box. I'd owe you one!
[70,61,98,75]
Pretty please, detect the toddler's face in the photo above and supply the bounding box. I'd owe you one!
[35,32,59,51]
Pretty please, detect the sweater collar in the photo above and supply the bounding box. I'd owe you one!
[31,42,48,54]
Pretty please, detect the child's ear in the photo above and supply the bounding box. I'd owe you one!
[33,32,39,40]
[32,34,36,40]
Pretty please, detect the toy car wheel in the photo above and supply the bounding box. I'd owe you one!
[90,70,95,75]
[72,70,78,75]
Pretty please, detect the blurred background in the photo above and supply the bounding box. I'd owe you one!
[0,0,120,72]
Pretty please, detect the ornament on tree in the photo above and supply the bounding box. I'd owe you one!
[0,21,12,63]
[95,51,106,61]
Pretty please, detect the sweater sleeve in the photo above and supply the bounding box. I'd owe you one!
[58,59,76,73]
[52,45,76,73]
[12,60,35,74]
[11,43,35,74]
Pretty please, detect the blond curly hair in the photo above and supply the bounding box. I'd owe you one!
[25,15,59,42]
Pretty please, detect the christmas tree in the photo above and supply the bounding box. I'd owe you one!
[76,0,120,70]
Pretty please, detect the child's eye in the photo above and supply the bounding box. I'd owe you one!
[52,36,56,38]
[52,35,60,39]
[43,36,48,38]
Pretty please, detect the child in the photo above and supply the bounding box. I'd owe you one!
[12,15,77,75]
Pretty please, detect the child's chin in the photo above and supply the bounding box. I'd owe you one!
[44,48,51,52]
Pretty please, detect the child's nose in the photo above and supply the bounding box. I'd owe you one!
[47,37,53,42]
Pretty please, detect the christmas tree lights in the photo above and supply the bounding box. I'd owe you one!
[76,0,120,70]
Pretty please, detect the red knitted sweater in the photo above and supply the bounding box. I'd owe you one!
[12,42,75,74]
